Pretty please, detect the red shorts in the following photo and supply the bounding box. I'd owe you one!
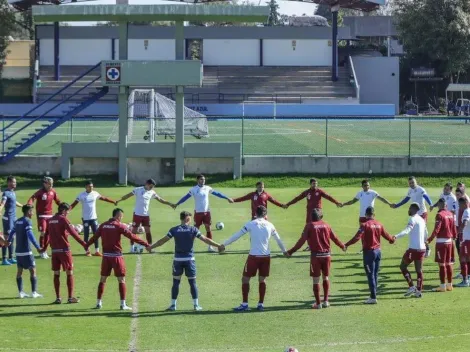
[459,240,470,259]
[133,214,150,227]
[51,251,73,271]
[420,213,428,223]
[403,249,426,264]
[359,217,367,224]
[37,216,52,233]
[310,256,331,277]
[435,242,454,264]
[243,255,270,277]
[194,212,211,228]
[101,256,126,277]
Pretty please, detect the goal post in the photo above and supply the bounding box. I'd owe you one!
[242,100,277,120]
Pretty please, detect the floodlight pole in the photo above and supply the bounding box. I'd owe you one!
[331,4,339,82]
[118,21,129,185]
[175,21,185,183]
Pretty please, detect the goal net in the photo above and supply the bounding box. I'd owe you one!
[108,89,209,142]
[242,101,277,119]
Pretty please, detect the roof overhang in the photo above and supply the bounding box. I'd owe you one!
[284,0,382,12]
[446,84,470,93]
[32,4,270,22]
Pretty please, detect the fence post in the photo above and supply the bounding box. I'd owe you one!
[408,115,412,165]
[2,118,4,155]
[325,117,329,156]
[241,116,245,165]
[70,118,74,142]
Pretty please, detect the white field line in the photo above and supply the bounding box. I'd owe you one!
[3,332,470,352]
[128,255,143,352]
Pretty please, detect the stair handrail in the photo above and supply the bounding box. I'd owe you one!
[2,62,101,132]
[349,56,360,102]
[2,75,102,143]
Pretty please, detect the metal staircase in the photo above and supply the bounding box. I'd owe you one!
[0,62,108,163]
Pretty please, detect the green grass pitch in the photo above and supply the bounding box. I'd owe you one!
[6,117,470,157]
[0,184,469,352]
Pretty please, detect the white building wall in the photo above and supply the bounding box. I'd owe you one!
[127,39,176,60]
[39,39,112,65]
[263,39,332,66]
[203,39,259,66]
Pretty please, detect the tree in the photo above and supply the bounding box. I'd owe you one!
[394,0,470,81]
[267,0,281,26]
[315,3,331,21]
[0,0,16,78]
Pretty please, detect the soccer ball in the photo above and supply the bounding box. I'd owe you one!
[284,348,299,352]
[216,222,224,230]
[74,224,84,234]
[137,226,145,234]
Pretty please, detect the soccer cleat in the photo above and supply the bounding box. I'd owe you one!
[18,291,30,299]
[364,298,378,304]
[311,303,322,310]
[455,281,469,288]
[40,252,49,259]
[85,251,92,257]
[446,283,453,291]
[208,245,216,253]
[256,304,264,312]
[31,292,43,299]
[67,297,80,304]
[404,286,417,297]
[130,246,136,254]
[322,301,330,308]
[194,305,203,311]
[8,258,17,264]
[53,298,62,304]
[93,252,103,257]
[2,259,11,266]
[303,246,310,252]
[120,304,132,311]
[414,290,422,298]
[166,304,177,311]
[94,303,102,310]
[432,286,447,292]
[233,304,250,312]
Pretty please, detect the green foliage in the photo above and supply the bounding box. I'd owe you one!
[266,0,281,26]
[315,3,331,20]
[0,0,16,78]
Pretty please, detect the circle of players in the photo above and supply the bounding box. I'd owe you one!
[0,175,468,311]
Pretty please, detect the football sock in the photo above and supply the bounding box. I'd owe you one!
[188,278,198,299]
[119,282,126,300]
[54,275,60,298]
[446,265,453,284]
[66,275,74,298]
[322,279,330,302]
[39,236,44,249]
[461,262,468,280]
[193,298,199,306]
[242,283,249,303]
[313,283,321,305]
[2,245,7,260]
[8,243,13,259]
[172,278,181,300]
[207,231,213,240]
[120,300,126,306]
[416,271,423,291]
[171,299,177,306]
[145,232,152,244]
[97,282,105,299]
[31,276,37,293]
[439,266,446,284]
[401,269,413,287]
[16,276,23,293]
[97,299,102,306]
[259,282,266,304]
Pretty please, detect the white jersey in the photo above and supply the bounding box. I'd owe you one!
[395,214,427,250]
[132,187,160,217]
[406,186,429,215]
[440,192,457,213]
[189,185,213,213]
[76,191,101,221]
[224,218,286,256]
[355,190,379,217]
[462,209,470,242]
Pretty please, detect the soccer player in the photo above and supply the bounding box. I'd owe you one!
[7,204,42,298]
[431,183,456,214]
[233,181,286,219]
[426,198,457,291]
[42,202,87,304]
[220,205,287,312]
[86,208,149,310]
[344,206,395,304]
[391,176,432,257]
[456,197,470,286]
[175,175,233,252]
[287,208,345,309]
[116,178,175,253]
[70,180,116,257]
[341,179,392,224]
[392,203,427,298]
[285,178,341,224]
[0,176,22,265]
[148,211,223,311]
[27,177,61,259]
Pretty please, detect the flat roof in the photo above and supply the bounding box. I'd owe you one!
[32,4,270,22]
[285,0,382,11]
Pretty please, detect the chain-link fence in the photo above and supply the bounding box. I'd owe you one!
[2,116,469,157]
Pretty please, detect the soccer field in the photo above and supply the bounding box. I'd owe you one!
[5,117,470,157]
[1,185,469,352]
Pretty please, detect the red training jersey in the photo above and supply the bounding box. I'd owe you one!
[87,218,149,255]
[43,213,86,251]
[345,219,394,251]
[428,209,457,242]
[288,220,345,256]
[286,188,339,222]
[233,191,283,218]
[28,188,61,216]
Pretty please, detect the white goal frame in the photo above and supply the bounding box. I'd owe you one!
[241,100,277,120]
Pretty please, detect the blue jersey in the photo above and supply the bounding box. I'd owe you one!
[8,217,40,256]
[2,189,16,219]
[167,224,202,261]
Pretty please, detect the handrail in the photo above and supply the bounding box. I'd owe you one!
[2,61,101,131]
[349,56,360,102]
[32,60,39,104]
[2,75,101,143]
